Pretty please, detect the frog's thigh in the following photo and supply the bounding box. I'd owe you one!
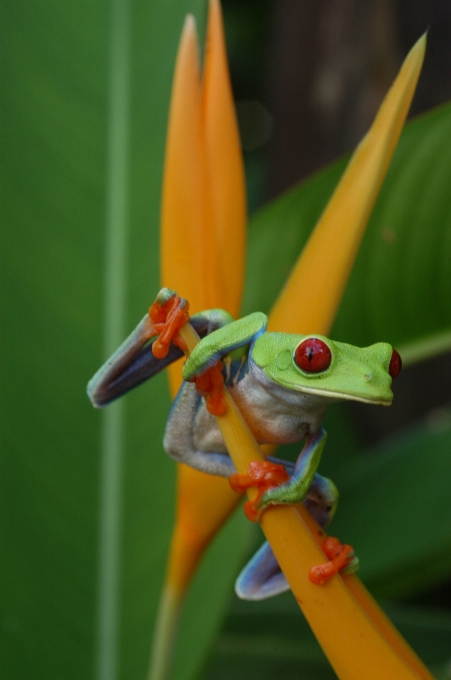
[193,402,228,453]
[163,382,233,477]
[235,541,289,600]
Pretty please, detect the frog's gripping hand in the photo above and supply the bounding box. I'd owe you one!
[230,427,327,521]
[87,288,233,408]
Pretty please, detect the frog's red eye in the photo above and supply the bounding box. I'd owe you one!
[294,338,332,373]
[389,349,402,378]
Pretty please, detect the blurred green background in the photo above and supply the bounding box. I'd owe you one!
[2,1,451,679]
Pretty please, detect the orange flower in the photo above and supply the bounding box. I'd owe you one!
[159,0,246,590]
[149,5,245,679]
[149,2,430,678]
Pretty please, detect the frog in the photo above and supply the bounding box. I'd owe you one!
[88,288,401,598]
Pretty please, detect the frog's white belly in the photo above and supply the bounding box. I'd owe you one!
[192,366,328,454]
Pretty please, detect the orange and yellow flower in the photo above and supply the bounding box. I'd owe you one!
[149,2,431,678]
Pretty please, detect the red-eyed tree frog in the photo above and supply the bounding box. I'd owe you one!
[88,288,401,598]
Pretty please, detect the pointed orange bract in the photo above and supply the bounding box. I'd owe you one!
[161,2,245,395]
[160,15,220,327]
[150,8,245,677]
[159,0,245,603]
[269,35,426,336]
[202,0,246,314]
[167,466,238,594]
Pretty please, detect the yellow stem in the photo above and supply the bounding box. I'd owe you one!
[299,503,433,680]
[178,322,433,680]
[147,585,182,680]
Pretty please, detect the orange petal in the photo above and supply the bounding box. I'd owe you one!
[160,14,220,320]
[268,34,426,336]
[167,466,238,594]
[159,2,245,601]
[202,0,246,317]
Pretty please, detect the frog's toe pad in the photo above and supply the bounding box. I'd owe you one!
[341,554,359,575]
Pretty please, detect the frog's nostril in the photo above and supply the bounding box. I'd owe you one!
[389,349,402,379]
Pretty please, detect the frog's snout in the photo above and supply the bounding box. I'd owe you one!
[364,347,402,384]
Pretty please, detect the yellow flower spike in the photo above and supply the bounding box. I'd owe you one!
[202,0,246,314]
[150,4,246,679]
[160,13,221,359]
[177,320,433,680]
[161,0,245,584]
[269,33,426,336]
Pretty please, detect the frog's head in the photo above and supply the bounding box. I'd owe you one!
[251,333,402,405]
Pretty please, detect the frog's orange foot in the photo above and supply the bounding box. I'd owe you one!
[229,460,291,522]
[193,362,227,416]
[309,536,358,585]
[148,290,190,359]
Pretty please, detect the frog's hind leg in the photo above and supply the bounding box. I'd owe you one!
[163,381,235,477]
[235,542,289,600]
[303,473,338,529]
[234,473,338,600]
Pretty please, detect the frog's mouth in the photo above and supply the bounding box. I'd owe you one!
[275,379,393,407]
[251,360,394,407]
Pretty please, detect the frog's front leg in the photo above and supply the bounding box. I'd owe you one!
[261,426,327,508]
[258,427,327,511]
[231,426,327,520]
[163,381,236,477]
[265,459,338,528]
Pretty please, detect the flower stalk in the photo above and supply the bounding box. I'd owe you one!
[176,318,433,680]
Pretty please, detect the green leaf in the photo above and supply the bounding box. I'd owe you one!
[386,603,451,671]
[244,103,451,363]
[1,4,249,680]
[243,157,347,317]
[279,402,451,599]
[203,594,336,680]
[203,595,451,679]
[329,411,451,599]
